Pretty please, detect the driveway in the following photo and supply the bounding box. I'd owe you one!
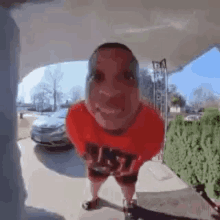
[17,139,129,220]
[18,138,87,220]
[18,138,219,220]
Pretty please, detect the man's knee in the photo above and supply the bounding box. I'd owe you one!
[115,173,138,186]
[87,168,109,183]
[88,175,108,183]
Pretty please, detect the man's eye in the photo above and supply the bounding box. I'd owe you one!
[124,72,135,80]
[92,73,104,82]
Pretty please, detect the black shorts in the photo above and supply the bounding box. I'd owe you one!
[87,167,138,185]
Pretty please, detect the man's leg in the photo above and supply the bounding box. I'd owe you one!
[82,168,109,210]
[115,173,138,204]
[89,178,107,201]
[119,183,136,204]
[87,168,109,201]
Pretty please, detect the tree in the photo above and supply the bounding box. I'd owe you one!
[17,83,26,105]
[139,69,154,104]
[56,91,64,107]
[69,85,83,104]
[172,97,180,106]
[170,93,186,108]
[138,69,183,113]
[16,96,25,105]
[190,86,219,111]
[30,82,52,111]
[169,84,177,94]
[43,63,64,111]
[202,92,219,109]
[167,84,178,106]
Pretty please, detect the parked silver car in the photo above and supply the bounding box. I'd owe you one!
[31,108,71,147]
[184,115,201,121]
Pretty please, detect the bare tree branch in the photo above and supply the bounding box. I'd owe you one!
[43,64,64,111]
[30,82,52,111]
[69,85,83,104]
[190,86,219,111]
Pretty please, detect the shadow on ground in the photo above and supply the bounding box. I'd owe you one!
[136,189,220,220]
[25,206,65,220]
[91,198,199,220]
[34,144,86,178]
[92,197,220,220]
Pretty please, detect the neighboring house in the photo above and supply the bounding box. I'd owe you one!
[170,105,185,113]
[36,103,53,112]
[60,99,85,109]
[185,105,194,113]
[60,100,72,109]
[17,103,35,112]
[17,102,53,112]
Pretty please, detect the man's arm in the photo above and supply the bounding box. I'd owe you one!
[142,141,164,162]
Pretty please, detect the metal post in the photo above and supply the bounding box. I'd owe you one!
[153,59,168,164]
[165,61,168,138]
[154,69,156,109]
[162,59,168,165]
[153,61,160,109]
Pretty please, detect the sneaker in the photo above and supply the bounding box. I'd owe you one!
[123,199,136,219]
[82,197,101,211]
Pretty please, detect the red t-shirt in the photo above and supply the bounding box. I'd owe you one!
[66,100,164,173]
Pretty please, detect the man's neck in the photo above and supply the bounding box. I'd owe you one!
[103,128,125,136]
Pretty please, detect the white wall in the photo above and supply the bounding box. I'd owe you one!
[170,106,185,113]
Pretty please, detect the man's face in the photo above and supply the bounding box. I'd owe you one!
[85,48,140,131]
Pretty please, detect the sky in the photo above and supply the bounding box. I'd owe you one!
[169,47,220,104]
[18,61,88,104]
[18,47,220,105]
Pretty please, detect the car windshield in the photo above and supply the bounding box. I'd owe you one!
[51,109,68,118]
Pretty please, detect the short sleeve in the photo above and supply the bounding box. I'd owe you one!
[65,106,85,157]
[142,110,165,161]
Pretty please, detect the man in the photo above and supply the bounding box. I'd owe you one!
[66,42,164,218]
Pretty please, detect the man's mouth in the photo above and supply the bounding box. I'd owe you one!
[95,103,124,115]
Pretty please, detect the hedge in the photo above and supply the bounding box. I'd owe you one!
[163,112,220,200]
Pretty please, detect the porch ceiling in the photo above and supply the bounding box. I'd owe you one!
[7,0,220,82]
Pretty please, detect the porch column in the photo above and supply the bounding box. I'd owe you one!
[0,7,27,220]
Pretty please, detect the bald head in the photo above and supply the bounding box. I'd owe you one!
[85,42,141,133]
[87,43,139,87]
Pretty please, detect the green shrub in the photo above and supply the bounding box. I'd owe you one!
[205,178,220,200]
[175,114,185,123]
[204,107,219,113]
[164,120,220,200]
[200,108,220,126]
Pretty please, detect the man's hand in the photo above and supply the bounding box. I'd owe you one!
[82,153,95,168]
[113,155,142,177]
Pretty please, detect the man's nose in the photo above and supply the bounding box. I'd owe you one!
[99,90,125,109]
[99,88,121,98]
[99,78,124,98]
